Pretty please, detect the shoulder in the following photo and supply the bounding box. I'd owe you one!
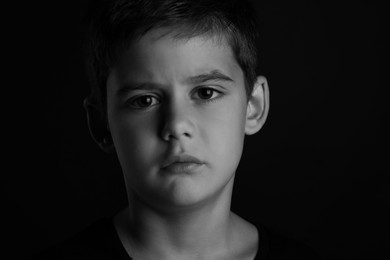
[254,223,323,260]
[30,218,127,260]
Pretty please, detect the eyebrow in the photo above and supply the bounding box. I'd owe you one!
[186,70,234,85]
[116,82,160,97]
[116,70,234,97]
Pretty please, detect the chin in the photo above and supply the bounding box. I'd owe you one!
[130,167,234,212]
[164,177,208,206]
[160,177,231,212]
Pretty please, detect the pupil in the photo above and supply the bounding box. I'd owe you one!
[140,96,151,106]
[200,89,212,99]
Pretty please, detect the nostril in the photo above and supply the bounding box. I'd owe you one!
[161,123,193,141]
[160,108,195,141]
[162,131,191,141]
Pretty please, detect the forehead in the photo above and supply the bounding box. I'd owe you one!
[111,27,244,85]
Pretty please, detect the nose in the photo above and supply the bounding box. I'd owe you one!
[160,98,195,142]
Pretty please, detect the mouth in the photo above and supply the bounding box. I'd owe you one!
[161,154,205,174]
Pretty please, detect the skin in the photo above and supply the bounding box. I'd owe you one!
[86,27,269,260]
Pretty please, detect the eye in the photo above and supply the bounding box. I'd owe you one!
[128,95,160,109]
[194,87,222,100]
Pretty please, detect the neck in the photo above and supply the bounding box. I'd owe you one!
[116,180,236,259]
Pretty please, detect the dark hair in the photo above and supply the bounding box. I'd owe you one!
[84,0,261,117]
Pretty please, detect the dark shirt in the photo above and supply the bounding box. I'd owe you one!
[31,218,322,260]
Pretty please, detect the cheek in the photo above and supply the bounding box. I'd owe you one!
[110,114,161,169]
[200,98,247,161]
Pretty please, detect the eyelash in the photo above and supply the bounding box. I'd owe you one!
[192,86,224,103]
[126,94,160,110]
[126,87,224,110]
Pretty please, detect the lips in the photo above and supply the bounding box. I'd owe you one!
[161,154,205,174]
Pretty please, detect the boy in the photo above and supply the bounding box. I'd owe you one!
[33,0,321,259]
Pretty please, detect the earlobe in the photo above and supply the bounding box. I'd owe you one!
[83,98,115,153]
[245,76,270,135]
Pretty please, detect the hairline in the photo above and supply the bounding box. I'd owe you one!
[109,24,255,91]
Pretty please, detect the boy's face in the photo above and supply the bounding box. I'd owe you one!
[106,28,252,210]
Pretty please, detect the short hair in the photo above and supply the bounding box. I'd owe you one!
[84,0,261,117]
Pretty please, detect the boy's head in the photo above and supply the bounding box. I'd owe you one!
[85,0,261,117]
[84,0,269,210]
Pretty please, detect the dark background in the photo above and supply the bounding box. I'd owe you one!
[3,1,385,259]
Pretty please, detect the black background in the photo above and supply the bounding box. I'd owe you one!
[3,1,386,259]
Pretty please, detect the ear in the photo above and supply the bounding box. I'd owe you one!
[83,98,115,153]
[245,76,270,135]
